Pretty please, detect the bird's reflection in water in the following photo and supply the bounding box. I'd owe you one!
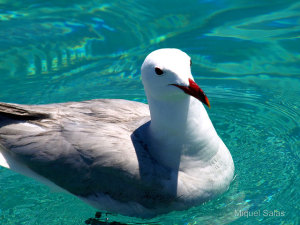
[85,212,160,225]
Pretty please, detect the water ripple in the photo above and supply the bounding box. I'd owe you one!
[0,0,299,224]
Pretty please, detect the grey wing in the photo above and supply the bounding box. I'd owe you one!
[0,99,167,204]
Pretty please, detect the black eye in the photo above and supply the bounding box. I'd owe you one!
[190,59,192,67]
[155,67,164,75]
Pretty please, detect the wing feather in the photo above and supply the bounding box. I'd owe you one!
[0,100,173,206]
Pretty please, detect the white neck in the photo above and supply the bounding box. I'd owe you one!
[146,95,220,170]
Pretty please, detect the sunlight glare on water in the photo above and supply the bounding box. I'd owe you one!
[0,0,299,224]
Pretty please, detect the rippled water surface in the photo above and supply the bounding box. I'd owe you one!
[0,0,299,224]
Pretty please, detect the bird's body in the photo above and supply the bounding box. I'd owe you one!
[0,49,234,218]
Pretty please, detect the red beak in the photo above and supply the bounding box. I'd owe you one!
[171,78,211,108]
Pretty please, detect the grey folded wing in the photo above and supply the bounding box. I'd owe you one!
[0,99,171,205]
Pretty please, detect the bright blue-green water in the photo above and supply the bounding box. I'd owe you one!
[0,0,299,224]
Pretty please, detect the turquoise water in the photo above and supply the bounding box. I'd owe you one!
[0,0,299,224]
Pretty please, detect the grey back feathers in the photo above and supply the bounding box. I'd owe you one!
[0,99,174,208]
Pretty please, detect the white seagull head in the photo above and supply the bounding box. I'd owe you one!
[141,48,210,107]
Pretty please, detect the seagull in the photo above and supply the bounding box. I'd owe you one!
[0,48,234,218]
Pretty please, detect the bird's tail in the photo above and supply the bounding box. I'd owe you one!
[0,102,49,120]
[0,146,10,168]
[0,102,49,169]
